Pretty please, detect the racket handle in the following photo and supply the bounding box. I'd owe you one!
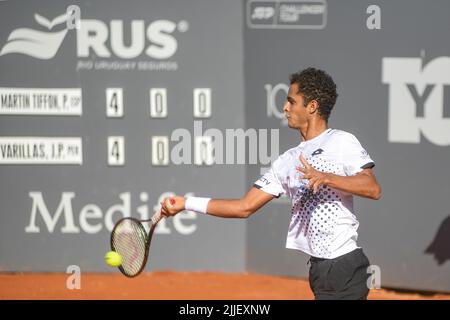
[151,198,176,225]
[151,210,163,225]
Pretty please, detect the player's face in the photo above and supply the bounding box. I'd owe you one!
[283,83,308,129]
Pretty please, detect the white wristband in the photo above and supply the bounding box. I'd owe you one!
[185,197,211,215]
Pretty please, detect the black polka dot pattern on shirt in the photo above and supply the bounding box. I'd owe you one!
[290,156,342,257]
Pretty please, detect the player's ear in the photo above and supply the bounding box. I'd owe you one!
[307,100,319,114]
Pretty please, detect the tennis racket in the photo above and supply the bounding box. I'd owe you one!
[110,198,175,278]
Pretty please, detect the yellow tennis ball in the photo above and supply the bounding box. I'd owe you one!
[105,251,122,267]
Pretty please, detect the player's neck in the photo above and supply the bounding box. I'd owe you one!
[299,121,329,142]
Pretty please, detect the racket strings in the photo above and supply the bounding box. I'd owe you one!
[112,219,148,276]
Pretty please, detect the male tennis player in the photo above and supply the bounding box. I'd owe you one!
[161,67,381,300]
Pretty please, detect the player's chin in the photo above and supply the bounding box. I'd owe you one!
[286,119,299,129]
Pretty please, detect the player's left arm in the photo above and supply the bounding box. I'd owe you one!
[297,154,381,200]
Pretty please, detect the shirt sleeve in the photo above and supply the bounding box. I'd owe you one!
[253,156,286,198]
[340,133,375,176]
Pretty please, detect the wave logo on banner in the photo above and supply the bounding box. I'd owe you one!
[247,0,327,29]
[0,13,70,59]
[382,56,450,146]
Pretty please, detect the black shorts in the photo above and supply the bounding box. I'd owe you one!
[308,248,371,300]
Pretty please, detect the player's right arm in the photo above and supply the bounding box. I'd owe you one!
[162,155,286,218]
[160,187,275,219]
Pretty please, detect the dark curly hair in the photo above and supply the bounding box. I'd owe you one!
[289,68,338,121]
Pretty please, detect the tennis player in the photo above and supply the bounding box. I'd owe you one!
[161,67,381,300]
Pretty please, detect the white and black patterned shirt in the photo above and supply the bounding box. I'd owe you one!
[254,128,375,259]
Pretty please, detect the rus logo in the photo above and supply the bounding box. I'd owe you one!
[0,10,186,60]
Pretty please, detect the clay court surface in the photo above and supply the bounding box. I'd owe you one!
[1,272,449,300]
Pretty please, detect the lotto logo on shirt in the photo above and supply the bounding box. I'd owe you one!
[360,150,369,159]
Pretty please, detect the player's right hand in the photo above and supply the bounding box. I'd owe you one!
[160,196,186,217]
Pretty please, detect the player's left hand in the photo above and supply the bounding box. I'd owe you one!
[296,154,330,193]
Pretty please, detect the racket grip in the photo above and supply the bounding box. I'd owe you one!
[152,198,175,225]
[151,210,164,225]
